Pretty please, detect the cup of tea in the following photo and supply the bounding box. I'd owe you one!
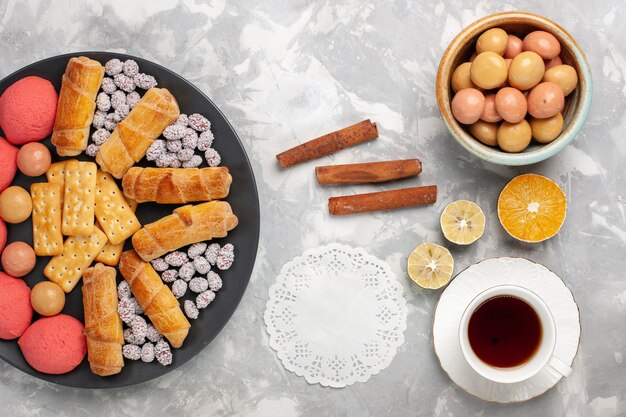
[458,284,572,383]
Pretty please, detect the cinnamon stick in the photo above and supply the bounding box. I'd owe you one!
[316,159,422,185]
[328,185,437,215]
[276,119,378,168]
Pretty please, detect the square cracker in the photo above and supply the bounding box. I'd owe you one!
[95,199,138,266]
[30,182,64,256]
[95,170,141,245]
[44,227,107,293]
[62,160,97,236]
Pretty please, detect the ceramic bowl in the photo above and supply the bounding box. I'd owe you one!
[436,12,592,166]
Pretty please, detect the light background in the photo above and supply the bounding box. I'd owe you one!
[0,0,624,416]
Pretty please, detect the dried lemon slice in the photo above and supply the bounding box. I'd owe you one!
[407,243,454,289]
[497,173,567,243]
[440,200,486,245]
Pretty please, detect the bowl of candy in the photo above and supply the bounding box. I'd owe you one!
[436,11,592,166]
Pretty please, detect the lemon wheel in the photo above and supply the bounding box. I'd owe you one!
[440,200,486,245]
[407,243,454,289]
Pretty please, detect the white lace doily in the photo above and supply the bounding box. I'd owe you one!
[264,243,407,387]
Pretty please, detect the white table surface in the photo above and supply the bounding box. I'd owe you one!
[0,0,624,416]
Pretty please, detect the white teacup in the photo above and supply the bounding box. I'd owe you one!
[458,285,572,384]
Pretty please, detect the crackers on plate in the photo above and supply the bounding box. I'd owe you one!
[38,160,142,288]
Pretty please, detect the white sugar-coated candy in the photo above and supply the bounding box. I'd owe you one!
[182,155,202,168]
[105,59,124,76]
[166,140,182,153]
[123,59,139,77]
[196,290,215,309]
[92,128,110,146]
[207,271,222,292]
[216,243,235,270]
[177,148,194,162]
[193,256,211,274]
[146,324,162,343]
[114,73,136,92]
[146,140,167,162]
[123,344,141,360]
[205,243,220,265]
[165,251,188,267]
[101,77,117,94]
[184,299,199,319]
[117,281,132,300]
[86,144,99,157]
[96,92,111,112]
[189,277,209,293]
[141,342,155,363]
[161,269,178,283]
[151,257,169,272]
[188,113,211,132]
[155,340,172,366]
[172,279,188,298]
[163,124,186,141]
[178,262,196,281]
[92,110,107,129]
[204,148,221,167]
[197,130,214,151]
[188,243,208,259]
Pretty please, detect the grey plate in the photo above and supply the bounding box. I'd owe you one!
[0,52,260,388]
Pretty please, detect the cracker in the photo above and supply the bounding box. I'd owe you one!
[62,160,97,236]
[44,227,107,293]
[95,170,141,245]
[95,199,138,266]
[46,160,69,185]
[46,160,71,205]
[30,182,64,256]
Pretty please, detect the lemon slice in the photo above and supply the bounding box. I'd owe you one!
[407,243,454,289]
[440,200,486,245]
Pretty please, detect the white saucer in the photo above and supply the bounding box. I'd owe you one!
[432,257,581,403]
